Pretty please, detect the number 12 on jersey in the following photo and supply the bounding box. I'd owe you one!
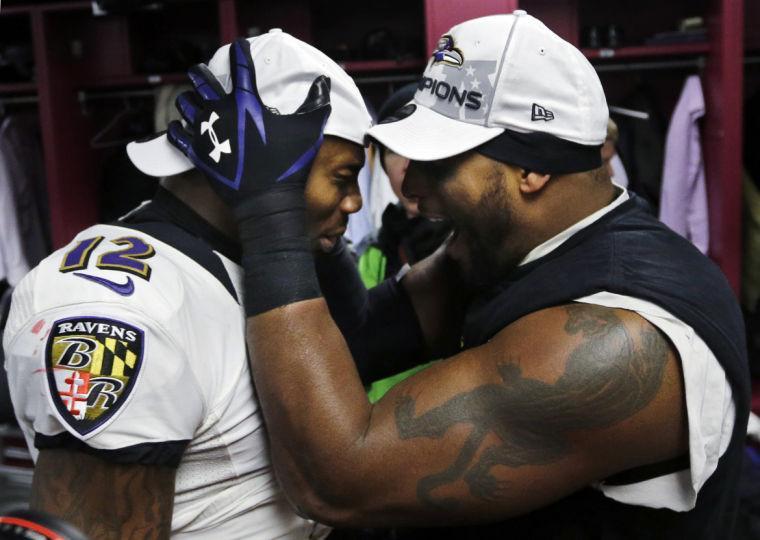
[60,236,156,280]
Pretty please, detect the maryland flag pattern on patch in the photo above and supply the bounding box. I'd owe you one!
[46,316,145,437]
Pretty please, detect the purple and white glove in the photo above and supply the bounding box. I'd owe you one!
[167,37,331,210]
[167,38,332,316]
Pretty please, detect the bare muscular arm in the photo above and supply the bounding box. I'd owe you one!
[248,300,687,527]
[399,245,468,356]
[30,449,175,540]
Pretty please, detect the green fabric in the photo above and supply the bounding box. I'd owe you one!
[367,362,435,403]
[358,245,387,289]
[359,245,433,402]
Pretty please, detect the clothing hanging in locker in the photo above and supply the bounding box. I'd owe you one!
[659,75,709,254]
[0,112,49,286]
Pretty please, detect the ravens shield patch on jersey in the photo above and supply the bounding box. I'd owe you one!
[45,317,144,437]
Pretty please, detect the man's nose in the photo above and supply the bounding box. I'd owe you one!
[402,162,431,201]
[340,191,363,215]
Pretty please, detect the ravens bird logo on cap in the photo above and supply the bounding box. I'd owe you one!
[433,35,464,68]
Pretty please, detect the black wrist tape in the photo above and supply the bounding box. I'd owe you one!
[236,189,321,316]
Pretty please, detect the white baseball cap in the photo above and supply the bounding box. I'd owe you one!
[127,29,372,177]
[367,11,609,174]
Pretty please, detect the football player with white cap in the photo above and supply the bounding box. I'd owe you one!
[3,30,371,538]
[170,11,748,539]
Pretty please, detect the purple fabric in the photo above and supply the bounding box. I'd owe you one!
[234,41,266,145]
[189,70,221,101]
[176,94,197,124]
[276,115,328,182]
[73,272,135,296]
[168,122,238,189]
[276,134,322,182]
[658,75,709,254]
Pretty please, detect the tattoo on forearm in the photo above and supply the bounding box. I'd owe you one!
[395,304,669,509]
[31,450,174,539]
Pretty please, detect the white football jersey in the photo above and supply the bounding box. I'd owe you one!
[2,189,327,539]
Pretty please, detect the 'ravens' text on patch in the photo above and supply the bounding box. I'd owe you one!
[45,316,145,437]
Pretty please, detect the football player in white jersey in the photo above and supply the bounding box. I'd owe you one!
[2,31,371,539]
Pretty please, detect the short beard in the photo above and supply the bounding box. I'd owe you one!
[454,168,517,292]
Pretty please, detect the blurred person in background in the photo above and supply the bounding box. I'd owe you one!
[359,84,451,289]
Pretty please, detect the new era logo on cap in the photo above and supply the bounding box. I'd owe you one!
[531,103,554,121]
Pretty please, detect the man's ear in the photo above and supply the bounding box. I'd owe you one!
[518,168,551,194]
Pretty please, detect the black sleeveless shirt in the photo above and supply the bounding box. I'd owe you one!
[401,194,750,539]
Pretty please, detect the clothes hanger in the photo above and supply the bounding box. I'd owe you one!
[609,105,649,120]
[89,97,147,149]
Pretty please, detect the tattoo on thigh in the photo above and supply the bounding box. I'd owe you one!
[394,304,670,510]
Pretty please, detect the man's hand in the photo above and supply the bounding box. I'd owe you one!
[167,37,331,212]
[168,38,334,317]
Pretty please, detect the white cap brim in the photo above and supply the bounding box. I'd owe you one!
[126,132,195,178]
[126,31,371,178]
[366,103,504,161]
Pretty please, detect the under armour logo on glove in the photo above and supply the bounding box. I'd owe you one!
[200,112,232,163]
[167,38,332,208]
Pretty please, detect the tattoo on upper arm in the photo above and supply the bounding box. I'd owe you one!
[394,304,670,510]
[31,450,175,539]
